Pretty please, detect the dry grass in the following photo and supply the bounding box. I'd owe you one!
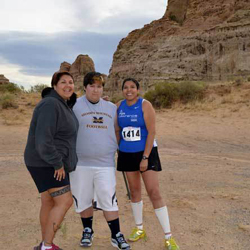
[1,112,26,125]
[0,92,40,126]
[172,81,250,113]
[24,93,41,107]
[1,80,250,125]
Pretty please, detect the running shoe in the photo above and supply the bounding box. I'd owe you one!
[128,228,147,242]
[51,243,63,250]
[165,237,180,250]
[33,242,42,250]
[33,242,62,250]
[80,227,94,247]
[111,232,131,250]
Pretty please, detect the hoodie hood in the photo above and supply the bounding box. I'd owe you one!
[41,87,77,109]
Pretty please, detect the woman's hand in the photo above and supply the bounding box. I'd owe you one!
[54,167,65,181]
[140,159,148,172]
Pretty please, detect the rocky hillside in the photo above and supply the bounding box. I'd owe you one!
[107,0,250,93]
[59,54,108,90]
[0,74,9,85]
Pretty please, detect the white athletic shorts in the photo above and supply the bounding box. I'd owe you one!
[69,166,118,213]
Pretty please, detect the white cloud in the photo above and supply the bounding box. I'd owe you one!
[69,0,167,33]
[0,58,51,89]
[0,0,168,86]
[0,0,167,33]
[0,0,77,33]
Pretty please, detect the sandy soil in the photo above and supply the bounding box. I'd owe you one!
[0,101,250,250]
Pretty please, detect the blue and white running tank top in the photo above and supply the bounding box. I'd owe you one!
[117,98,148,153]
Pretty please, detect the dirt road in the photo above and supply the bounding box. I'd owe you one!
[0,106,250,249]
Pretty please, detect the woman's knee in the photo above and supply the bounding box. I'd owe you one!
[64,194,73,209]
[54,194,73,211]
[130,187,141,200]
[52,187,73,209]
[41,192,54,207]
[148,189,161,202]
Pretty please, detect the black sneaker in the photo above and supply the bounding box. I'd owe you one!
[80,227,94,247]
[111,232,131,250]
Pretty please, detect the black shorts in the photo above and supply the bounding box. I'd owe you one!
[117,147,162,172]
[27,166,70,193]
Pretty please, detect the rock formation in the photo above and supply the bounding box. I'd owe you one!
[0,74,10,85]
[59,55,95,89]
[107,0,250,93]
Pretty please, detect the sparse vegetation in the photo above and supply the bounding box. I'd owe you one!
[144,81,206,108]
[169,14,177,22]
[0,80,250,126]
[26,93,41,107]
[0,93,18,109]
[178,81,206,103]
[0,82,22,93]
[28,84,49,93]
[0,82,42,125]
[233,78,243,86]
[0,82,48,94]
[0,82,46,110]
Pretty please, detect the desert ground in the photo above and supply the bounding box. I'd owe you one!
[0,83,250,250]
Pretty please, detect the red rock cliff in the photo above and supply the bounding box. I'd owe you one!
[107,0,250,92]
[59,55,95,90]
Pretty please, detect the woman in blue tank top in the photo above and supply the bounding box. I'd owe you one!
[116,78,180,250]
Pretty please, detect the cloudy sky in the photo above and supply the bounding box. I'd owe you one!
[0,0,167,88]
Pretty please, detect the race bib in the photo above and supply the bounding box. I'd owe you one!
[122,127,141,141]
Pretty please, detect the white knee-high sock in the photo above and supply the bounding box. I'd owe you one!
[155,206,171,238]
[131,200,143,229]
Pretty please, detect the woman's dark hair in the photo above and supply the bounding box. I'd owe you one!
[51,71,74,87]
[83,72,105,87]
[122,78,140,90]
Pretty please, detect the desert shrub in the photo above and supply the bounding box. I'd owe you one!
[0,82,22,93]
[28,84,49,93]
[25,92,41,107]
[247,76,250,82]
[144,81,206,108]
[169,13,184,25]
[169,14,177,22]
[233,78,243,86]
[0,93,18,109]
[144,83,179,108]
[177,81,206,103]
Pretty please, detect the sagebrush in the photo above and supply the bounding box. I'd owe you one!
[144,81,206,108]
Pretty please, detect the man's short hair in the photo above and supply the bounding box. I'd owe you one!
[83,72,105,88]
